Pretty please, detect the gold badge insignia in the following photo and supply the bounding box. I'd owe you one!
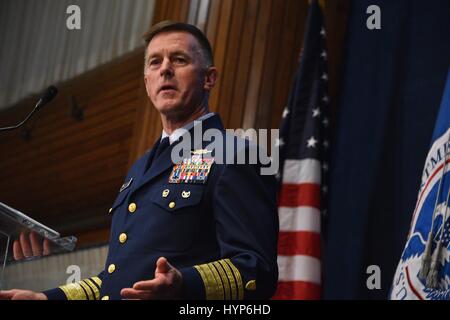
[181,191,191,198]
[191,149,212,155]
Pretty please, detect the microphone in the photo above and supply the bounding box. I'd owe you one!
[0,85,58,132]
[36,85,58,110]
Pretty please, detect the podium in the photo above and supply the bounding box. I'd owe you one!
[0,202,77,289]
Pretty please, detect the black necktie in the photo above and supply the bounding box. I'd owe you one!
[147,137,170,172]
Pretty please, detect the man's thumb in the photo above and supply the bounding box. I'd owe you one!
[155,257,172,274]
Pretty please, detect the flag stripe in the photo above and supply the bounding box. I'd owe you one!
[273,281,321,300]
[282,159,321,184]
[278,206,321,232]
[277,255,321,283]
[278,183,321,208]
[278,231,321,258]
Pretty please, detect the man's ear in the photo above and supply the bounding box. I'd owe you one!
[203,67,218,91]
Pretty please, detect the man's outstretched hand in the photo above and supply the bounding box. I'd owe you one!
[13,231,51,260]
[120,257,183,300]
[0,289,47,300]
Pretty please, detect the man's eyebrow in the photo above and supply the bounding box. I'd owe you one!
[147,52,161,60]
[146,50,191,60]
[170,50,191,57]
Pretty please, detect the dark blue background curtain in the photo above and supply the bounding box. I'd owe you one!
[324,0,450,299]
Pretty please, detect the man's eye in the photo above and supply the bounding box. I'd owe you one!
[174,57,186,64]
[149,59,160,66]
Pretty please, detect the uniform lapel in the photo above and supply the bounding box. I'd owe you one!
[132,137,180,194]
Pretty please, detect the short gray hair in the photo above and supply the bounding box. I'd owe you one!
[143,20,214,68]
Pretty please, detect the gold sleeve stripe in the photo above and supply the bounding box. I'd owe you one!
[202,263,224,299]
[86,278,101,292]
[59,282,88,300]
[212,261,231,300]
[224,259,244,300]
[218,259,238,300]
[194,264,214,299]
[194,259,245,300]
[90,276,102,288]
[78,280,94,300]
[206,262,225,300]
[83,279,100,300]
[195,263,224,299]
[59,277,103,301]
[85,278,101,299]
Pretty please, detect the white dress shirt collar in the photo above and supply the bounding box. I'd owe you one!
[161,112,215,144]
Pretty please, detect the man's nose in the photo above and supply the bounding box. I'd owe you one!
[160,58,174,78]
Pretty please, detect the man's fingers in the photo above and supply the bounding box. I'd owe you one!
[133,278,163,291]
[19,232,32,257]
[120,288,153,300]
[126,258,181,299]
[0,290,17,300]
[30,232,43,256]
[13,240,25,260]
[14,233,50,259]
[0,290,46,300]
[43,239,51,256]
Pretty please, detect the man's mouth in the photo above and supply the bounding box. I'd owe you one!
[159,85,177,93]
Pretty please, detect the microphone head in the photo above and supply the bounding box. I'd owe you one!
[40,85,58,104]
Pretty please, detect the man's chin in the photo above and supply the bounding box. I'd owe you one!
[155,103,184,118]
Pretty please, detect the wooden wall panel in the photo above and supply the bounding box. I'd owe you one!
[205,0,221,47]
[208,0,234,114]
[228,0,259,129]
[215,0,247,126]
[255,0,290,129]
[0,0,349,248]
[0,49,144,246]
[242,0,273,129]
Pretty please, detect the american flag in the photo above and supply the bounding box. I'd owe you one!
[273,0,330,300]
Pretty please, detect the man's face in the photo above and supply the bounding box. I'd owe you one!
[144,31,208,119]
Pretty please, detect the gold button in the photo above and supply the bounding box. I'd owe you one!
[109,208,112,214]
[108,264,116,274]
[168,201,176,209]
[119,233,127,244]
[162,189,170,198]
[128,203,137,213]
[101,295,109,300]
[245,280,256,291]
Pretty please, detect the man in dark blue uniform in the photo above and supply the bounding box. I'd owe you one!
[0,21,278,300]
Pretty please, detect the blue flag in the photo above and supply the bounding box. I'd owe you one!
[390,69,450,300]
